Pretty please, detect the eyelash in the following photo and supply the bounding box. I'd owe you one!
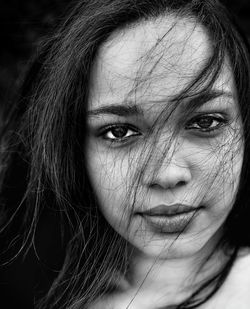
[185,113,228,132]
[98,114,228,143]
[98,124,141,143]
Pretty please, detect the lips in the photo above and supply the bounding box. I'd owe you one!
[138,204,201,234]
[141,204,198,217]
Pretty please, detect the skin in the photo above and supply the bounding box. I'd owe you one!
[86,15,244,308]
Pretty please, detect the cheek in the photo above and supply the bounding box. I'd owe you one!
[86,148,135,216]
[196,136,243,210]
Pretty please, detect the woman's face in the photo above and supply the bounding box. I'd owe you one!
[86,16,243,259]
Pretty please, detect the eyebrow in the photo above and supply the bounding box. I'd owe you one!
[177,89,234,111]
[87,90,233,117]
[87,103,144,117]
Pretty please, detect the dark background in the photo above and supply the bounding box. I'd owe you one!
[0,0,250,110]
[0,0,249,308]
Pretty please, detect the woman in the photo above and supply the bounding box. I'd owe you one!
[1,0,250,308]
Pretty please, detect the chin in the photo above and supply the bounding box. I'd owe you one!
[132,231,219,260]
[137,242,200,260]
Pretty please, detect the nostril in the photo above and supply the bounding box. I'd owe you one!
[148,179,187,190]
[166,180,187,189]
[177,180,186,187]
[149,182,162,189]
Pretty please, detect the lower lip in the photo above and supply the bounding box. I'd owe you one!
[141,210,199,234]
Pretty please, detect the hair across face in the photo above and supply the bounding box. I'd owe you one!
[6,1,250,308]
[86,15,244,259]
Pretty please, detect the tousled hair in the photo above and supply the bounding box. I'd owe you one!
[1,0,250,308]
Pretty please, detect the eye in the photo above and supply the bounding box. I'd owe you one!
[100,124,141,142]
[185,114,227,132]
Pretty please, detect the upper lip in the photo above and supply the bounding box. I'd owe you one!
[140,204,199,216]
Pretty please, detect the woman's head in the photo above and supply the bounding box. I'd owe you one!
[86,14,244,259]
[21,0,249,246]
[3,0,250,308]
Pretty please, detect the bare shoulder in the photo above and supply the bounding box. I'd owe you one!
[202,248,250,309]
[231,248,250,278]
[86,298,113,309]
[86,299,111,309]
[222,248,250,305]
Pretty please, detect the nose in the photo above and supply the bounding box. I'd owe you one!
[142,147,192,190]
[150,161,191,189]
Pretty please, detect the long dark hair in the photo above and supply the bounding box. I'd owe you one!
[1,0,250,308]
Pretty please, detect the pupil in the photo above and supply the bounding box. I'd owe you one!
[112,127,127,138]
[198,117,213,128]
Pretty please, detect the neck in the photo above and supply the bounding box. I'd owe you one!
[124,243,228,305]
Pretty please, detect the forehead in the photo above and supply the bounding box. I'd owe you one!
[89,15,235,109]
